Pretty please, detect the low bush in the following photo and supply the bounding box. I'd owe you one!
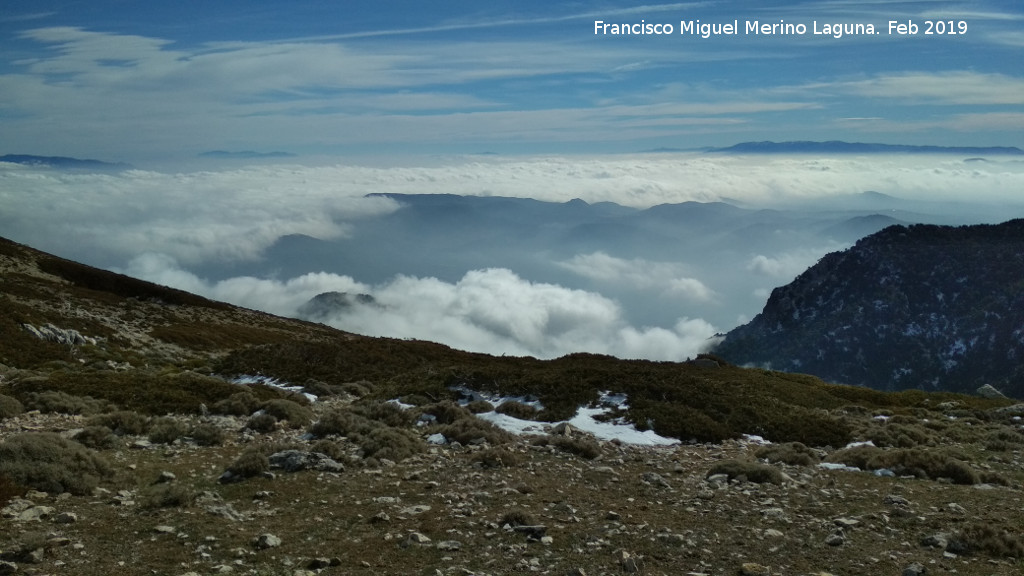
[309,439,348,461]
[0,432,111,494]
[436,416,515,446]
[353,400,415,428]
[309,409,374,438]
[418,401,474,425]
[73,426,119,449]
[0,473,24,507]
[22,390,109,415]
[260,399,312,428]
[0,394,24,419]
[827,446,980,484]
[213,392,260,416]
[465,400,495,414]
[226,449,270,479]
[948,523,1024,558]
[246,413,278,433]
[88,410,151,436]
[190,423,225,446]
[754,442,818,466]
[139,483,194,509]
[358,427,423,463]
[148,417,189,444]
[495,400,539,420]
[706,460,783,484]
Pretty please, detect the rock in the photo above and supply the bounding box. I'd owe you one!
[398,505,431,516]
[833,517,859,529]
[17,505,54,522]
[739,562,770,576]
[825,532,845,546]
[902,562,927,576]
[268,450,344,473]
[618,550,641,573]
[920,533,949,549]
[976,384,1007,399]
[0,561,16,576]
[154,525,177,534]
[54,512,78,524]
[426,433,447,445]
[763,529,784,539]
[156,471,176,484]
[253,533,282,549]
[370,511,391,523]
[641,471,671,488]
[436,540,462,551]
[403,532,432,547]
[307,558,333,569]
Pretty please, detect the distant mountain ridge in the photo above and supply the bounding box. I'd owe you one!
[709,141,1024,155]
[0,154,132,170]
[713,220,1024,398]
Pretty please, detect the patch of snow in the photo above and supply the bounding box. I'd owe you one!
[818,462,860,472]
[842,440,875,449]
[470,388,679,446]
[873,415,890,421]
[230,374,317,403]
[387,398,415,410]
[741,434,771,445]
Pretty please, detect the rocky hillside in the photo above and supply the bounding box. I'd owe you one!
[1,235,1024,575]
[714,220,1024,398]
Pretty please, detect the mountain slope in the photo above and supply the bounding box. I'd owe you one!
[713,220,1024,397]
[2,235,1024,576]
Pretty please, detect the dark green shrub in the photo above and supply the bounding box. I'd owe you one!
[465,400,495,414]
[353,401,415,428]
[948,523,1024,558]
[707,460,783,484]
[88,410,151,436]
[227,449,269,478]
[213,391,260,416]
[340,380,373,397]
[310,439,348,461]
[419,401,474,424]
[139,483,194,508]
[0,432,111,494]
[828,446,980,484]
[499,510,536,527]
[260,399,312,428]
[23,390,108,415]
[73,426,119,449]
[190,423,225,446]
[309,409,374,438]
[358,427,423,462]
[436,416,515,445]
[0,474,25,507]
[0,394,24,419]
[755,442,818,466]
[148,417,189,444]
[495,400,538,420]
[246,413,278,433]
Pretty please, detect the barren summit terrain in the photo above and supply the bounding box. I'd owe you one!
[1,235,1023,576]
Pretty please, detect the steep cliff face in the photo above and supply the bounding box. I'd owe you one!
[714,220,1024,397]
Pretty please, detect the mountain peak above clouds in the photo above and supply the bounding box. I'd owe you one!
[713,219,1024,397]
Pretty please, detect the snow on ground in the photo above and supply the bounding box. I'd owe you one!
[464,388,680,447]
[229,374,317,402]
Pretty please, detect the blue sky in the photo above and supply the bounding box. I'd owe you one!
[1,0,1022,165]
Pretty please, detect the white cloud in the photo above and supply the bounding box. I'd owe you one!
[122,253,368,316]
[558,251,714,302]
[123,258,718,361]
[747,247,841,279]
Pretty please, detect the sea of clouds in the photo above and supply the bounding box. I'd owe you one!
[3,153,1023,360]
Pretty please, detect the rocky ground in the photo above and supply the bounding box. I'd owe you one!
[1,393,1022,576]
